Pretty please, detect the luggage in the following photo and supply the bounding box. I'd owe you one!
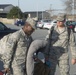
[34,58,50,75]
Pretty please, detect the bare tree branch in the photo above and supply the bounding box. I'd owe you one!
[60,0,76,14]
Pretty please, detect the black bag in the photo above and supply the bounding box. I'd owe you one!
[34,59,50,75]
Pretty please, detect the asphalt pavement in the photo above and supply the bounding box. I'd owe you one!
[0,25,76,75]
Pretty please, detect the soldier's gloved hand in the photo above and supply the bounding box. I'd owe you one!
[71,59,76,65]
[2,68,10,73]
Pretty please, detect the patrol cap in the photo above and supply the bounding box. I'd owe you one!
[56,16,65,21]
[57,13,66,21]
[26,17,36,29]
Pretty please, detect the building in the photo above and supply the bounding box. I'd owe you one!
[24,11,51,20]
[0,4,51,20]
[0,4,14,18]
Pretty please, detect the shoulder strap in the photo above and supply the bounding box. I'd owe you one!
[67,27,71,42]
[49,26,54,42]
[46,26,54,56]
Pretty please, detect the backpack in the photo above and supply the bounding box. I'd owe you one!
[46,26,71,56]
[50,26,71,40]
[0,33,11,60]
[34,60,50,75]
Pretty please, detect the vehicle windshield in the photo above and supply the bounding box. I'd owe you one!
[66,21,75,26]
[0,22,6,30]
[43,20,51,22]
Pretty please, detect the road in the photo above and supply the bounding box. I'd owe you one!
[0,25,76,75]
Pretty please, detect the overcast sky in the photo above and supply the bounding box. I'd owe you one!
[0,0,64,12]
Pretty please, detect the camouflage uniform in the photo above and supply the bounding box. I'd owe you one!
[2,29,33,75]
[45,25,76,75]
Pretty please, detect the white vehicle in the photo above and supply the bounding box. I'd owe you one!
[36,20,43,29]
[74,26,76,32]
[37,19,51,29]
[43,20,57,29]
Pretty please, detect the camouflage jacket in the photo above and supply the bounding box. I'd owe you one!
[45,25,76,59]
[2,29,33,68]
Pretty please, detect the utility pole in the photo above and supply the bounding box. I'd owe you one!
[73,0,75,20]
[42,11,43,20]
[18,0,20,19]
[37,3,38,20]
[47,4,52,16]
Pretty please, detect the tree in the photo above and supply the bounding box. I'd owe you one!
[61,0,76,15]
[7,6,23,19]
[61,0,72,14]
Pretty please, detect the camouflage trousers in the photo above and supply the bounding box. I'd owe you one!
[48,50,70,75]
[10,61,26,75]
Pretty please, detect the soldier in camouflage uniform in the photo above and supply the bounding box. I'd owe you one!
[1,17,36,75]
[44,15,76,75]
